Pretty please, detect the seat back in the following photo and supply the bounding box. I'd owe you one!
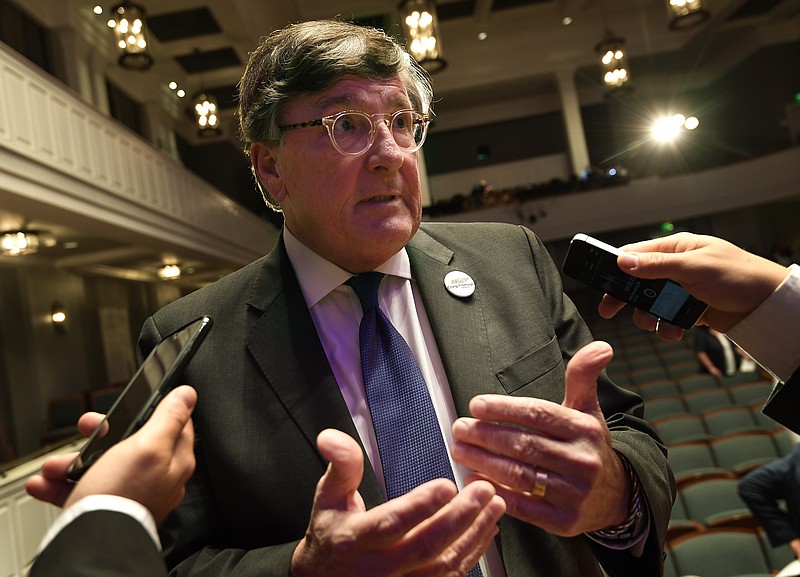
[644,396,687,422]
[669,529,773,577]
[684,388,734,413]
[703,406,760,437]
[655,415,709,445]
[680,478,752,527]
[712,432,780,475]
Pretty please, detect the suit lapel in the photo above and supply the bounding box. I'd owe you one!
[243,236,384,506]
[407,227,501,417]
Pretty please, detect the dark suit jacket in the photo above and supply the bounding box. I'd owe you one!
[763,368,800,434]
[141,222,674,577]
[739,444,800,546]
[30,511,167,577]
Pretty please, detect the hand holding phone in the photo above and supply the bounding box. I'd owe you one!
[563,234,707,329]
[67,316,212,481]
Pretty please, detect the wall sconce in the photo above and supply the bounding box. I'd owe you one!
[158,264,182,280]
[193,92,222,136]
[399,0,447,74]
[108,3,153,70]
[51,301,67,334]
[668,0,710,30]
[595,30,630,89]
[0,230,40,256]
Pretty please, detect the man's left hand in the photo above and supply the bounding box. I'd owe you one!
[451,341,631,536]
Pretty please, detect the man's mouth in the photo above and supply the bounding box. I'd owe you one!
[365,195,395,202]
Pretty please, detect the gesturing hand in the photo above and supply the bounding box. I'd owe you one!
[451,341,631,536]
[291,429,506,577]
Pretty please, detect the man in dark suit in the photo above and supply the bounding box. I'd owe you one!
[138,20,673,577]
[598,232,800,432]
[739,445,800,558]
[27,386,197,577]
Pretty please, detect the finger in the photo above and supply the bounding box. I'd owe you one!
[314,428,367,510]
[617,250,694,282]
[465,396,579,440]
[136,386,197,449]
[40,452,77,481]
[78,412,107,437]
[562,341,614,417]
[406,492,506,577]
[597,294,627,319]
[393,481,501,571]
[356,479,458,546]
[25,452,78,507]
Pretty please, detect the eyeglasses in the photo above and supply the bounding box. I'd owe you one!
[279,109,431,156]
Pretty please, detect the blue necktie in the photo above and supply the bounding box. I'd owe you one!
[347,272,483,577]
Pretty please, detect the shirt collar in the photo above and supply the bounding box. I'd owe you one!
[283,227,412,309]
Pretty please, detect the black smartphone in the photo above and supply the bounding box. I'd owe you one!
[67,315,212,481]
[562,233,707,329]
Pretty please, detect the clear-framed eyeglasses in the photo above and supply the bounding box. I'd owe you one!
[279,109,431,156]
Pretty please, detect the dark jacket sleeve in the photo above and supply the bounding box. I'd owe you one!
[30,511,167,577]
[739,446,800,546]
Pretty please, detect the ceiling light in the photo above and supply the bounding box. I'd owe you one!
[684,116,700,130]
[668,0,710,30]
[110,3,153,71]
[1,231,40,256]
[595,30,630,89]
[651,113,700,142]
[193,92,222,137]
[562,16,573,26]
[400,0,447,74]
[158,264,181,280]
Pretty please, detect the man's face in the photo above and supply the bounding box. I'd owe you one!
[252,76,423,273]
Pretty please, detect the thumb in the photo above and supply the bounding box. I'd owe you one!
[617,251,683,281]
[562,341,614,418]
[314,429,366,511]
[137,385,197,447]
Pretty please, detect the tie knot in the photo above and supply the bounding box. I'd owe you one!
[346,272,384,312]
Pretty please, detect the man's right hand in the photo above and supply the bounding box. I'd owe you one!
[597,232,789,339]
[291,429,506,577]
[27,386,197,525]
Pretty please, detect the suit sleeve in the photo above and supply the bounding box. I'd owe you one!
[30,511,167,577]
[738,449,799,546]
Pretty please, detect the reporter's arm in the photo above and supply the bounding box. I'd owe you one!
[598,232,788,335]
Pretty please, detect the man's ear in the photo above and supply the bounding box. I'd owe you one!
[251,142,286,202]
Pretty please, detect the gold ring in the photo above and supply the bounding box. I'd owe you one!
[531,469,548,498]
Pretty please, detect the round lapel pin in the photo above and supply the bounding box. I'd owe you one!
[444,270,475,298]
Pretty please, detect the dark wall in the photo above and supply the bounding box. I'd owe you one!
[424,111,567,175]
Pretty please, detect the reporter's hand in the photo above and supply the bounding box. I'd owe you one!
[27,386,197,525]
[291,429,506,577]
[25,412,107,508]
[597,233,789,339]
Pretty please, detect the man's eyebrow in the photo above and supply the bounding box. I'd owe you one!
[312,93,413,114]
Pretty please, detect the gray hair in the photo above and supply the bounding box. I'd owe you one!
[237,20,433,211]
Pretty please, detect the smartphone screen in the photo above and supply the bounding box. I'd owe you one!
[67,315,212,481]
[562,234,707,329]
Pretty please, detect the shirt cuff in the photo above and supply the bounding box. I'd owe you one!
[37,494,160,554]
[727,264,800,382]
[585,455,649,555]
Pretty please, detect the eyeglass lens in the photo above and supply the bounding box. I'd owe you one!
[331,111,426,154]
